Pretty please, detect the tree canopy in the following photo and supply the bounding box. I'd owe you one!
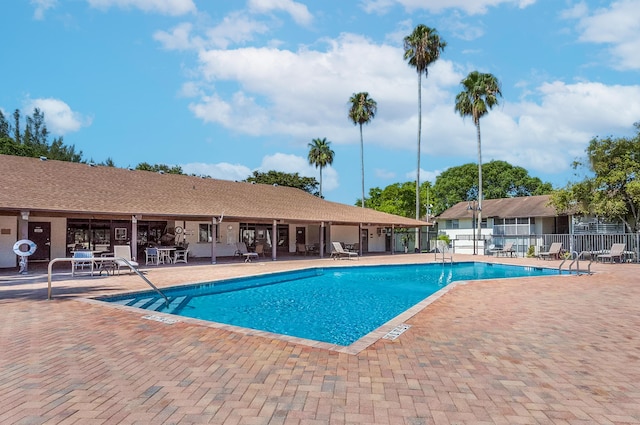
[362,181,433,219]
[549,123,640,232]
[0,108,83,162]
[245,170,319,196]
[430,160,553,215]
[135,162,184,174]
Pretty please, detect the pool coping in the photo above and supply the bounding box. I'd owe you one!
[78,261,568,355]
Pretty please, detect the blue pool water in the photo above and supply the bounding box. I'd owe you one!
[101,262,561,346]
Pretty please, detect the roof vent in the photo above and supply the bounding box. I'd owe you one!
[251,181,255,184]
[89,163,96,167]
[273,183,278,187]
[39,156,47,161]
[127,167,134,171]
[158,170,165,175]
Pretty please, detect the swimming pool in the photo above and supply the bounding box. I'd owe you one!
[100,262,561,346]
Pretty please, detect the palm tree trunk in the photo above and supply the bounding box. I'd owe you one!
[415,73,422,250]
[476,119,483,253]
[319,166,323,199]
[360,123,365,208]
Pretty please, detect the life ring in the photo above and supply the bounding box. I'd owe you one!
[13,239,37,257]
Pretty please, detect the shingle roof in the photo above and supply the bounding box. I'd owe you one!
[436,195,563,220]
[0,154,427,227]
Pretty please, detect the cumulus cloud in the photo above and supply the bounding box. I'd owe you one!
[86,0,196,16]
[564,0,640,70]
[25,98,92,135]
[181,161,252,181]
[362,0,536,15]
[247,0,313,26]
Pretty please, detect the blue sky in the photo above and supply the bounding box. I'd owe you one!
[2,0,640,205]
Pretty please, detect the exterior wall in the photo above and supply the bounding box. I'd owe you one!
[0,216,18,268]
[185,220,240,258]
[329,225,359,246]
[364,227,387,252]
[49,217,67,260]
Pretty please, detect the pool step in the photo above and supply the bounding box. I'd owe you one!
[111,295,189,314]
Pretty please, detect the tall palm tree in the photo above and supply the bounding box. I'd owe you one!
[403,25,446,224]
[454,71,502,244]
[348,92,377,208]
[307,137,335,199]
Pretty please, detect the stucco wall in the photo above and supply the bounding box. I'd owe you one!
[0,216,18,268]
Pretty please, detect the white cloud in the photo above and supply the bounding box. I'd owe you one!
[25,98,92,135]
[565,0,640,70]
[31,0,57,20]
[86,0,196,16]
[375,168,396,179]
[363,0,536,15]
[247,0,313,26]
[181,161,252,181]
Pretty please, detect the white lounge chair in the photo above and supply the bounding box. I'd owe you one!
[235,242,259,262]
[331,242,358,260]
[491,242,515,257]
[112,245,140,274]
[538,242,563,260]
[597,243,626,263]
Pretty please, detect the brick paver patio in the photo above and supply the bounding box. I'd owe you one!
[2,254,640,424]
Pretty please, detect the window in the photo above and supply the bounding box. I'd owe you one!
[445,219,459,229]
[199,223,220,243]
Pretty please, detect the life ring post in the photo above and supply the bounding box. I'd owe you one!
[13,239,37,274]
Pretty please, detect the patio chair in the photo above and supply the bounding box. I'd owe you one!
[296,243,307,256]
[112,245,140,274]
[72,250,94,276]
[538,242,563,260]
[597,243,626,263]
[145,247,159,265]
[331,242,358,260]
[491,242,515,257]
[173,248,189,264]
[255,244,266,258]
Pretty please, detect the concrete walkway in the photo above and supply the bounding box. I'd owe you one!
[2,254,640,424]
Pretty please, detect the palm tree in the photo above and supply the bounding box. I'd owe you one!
[348,92,377,208]
[403,25,446,224]
[454,71,502,245]
[307,137,335,198]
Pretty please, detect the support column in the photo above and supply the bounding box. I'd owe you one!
[320,222,325,258]
[272,220,277,261]
[391,225,395,255]
[131,215,138,261]
[359,223,363,256]
[211,217,217,264]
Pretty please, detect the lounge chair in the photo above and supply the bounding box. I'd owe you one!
[597,243,626,263]
[331,242,358,260]
[296,243,308,256]
[255,244,266,258]
[491,241,515,257]
[112,245,140,274]
[235,242,259,262]
[538,242,563,260]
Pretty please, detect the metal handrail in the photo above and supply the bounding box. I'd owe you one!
[47,257,169,306]
[559,251,593,275]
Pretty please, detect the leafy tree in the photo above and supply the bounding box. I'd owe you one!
[549,123,640,232]
[307,137,334,198]
[362,181,434,218]
[431,161,553,215]
[403,24,446,222]
[135,162,184,174]
[0,108,83,162]
[455,71,502,238]
[348,92,377,208]
[245,170,319,196]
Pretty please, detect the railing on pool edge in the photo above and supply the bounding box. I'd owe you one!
[47,257,170,306]
[558,251,593,276]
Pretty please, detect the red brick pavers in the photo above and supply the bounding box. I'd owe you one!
[2,255,640,424]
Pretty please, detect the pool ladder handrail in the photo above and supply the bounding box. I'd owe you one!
[558,251,593,275]
[47,256,170,306]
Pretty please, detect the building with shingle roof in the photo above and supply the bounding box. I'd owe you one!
[0,154,428,267]
[435,195,570,256]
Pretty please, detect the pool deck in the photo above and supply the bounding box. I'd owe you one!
[2,254,640,424]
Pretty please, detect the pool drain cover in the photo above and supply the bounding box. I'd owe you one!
[383,324,411,340]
